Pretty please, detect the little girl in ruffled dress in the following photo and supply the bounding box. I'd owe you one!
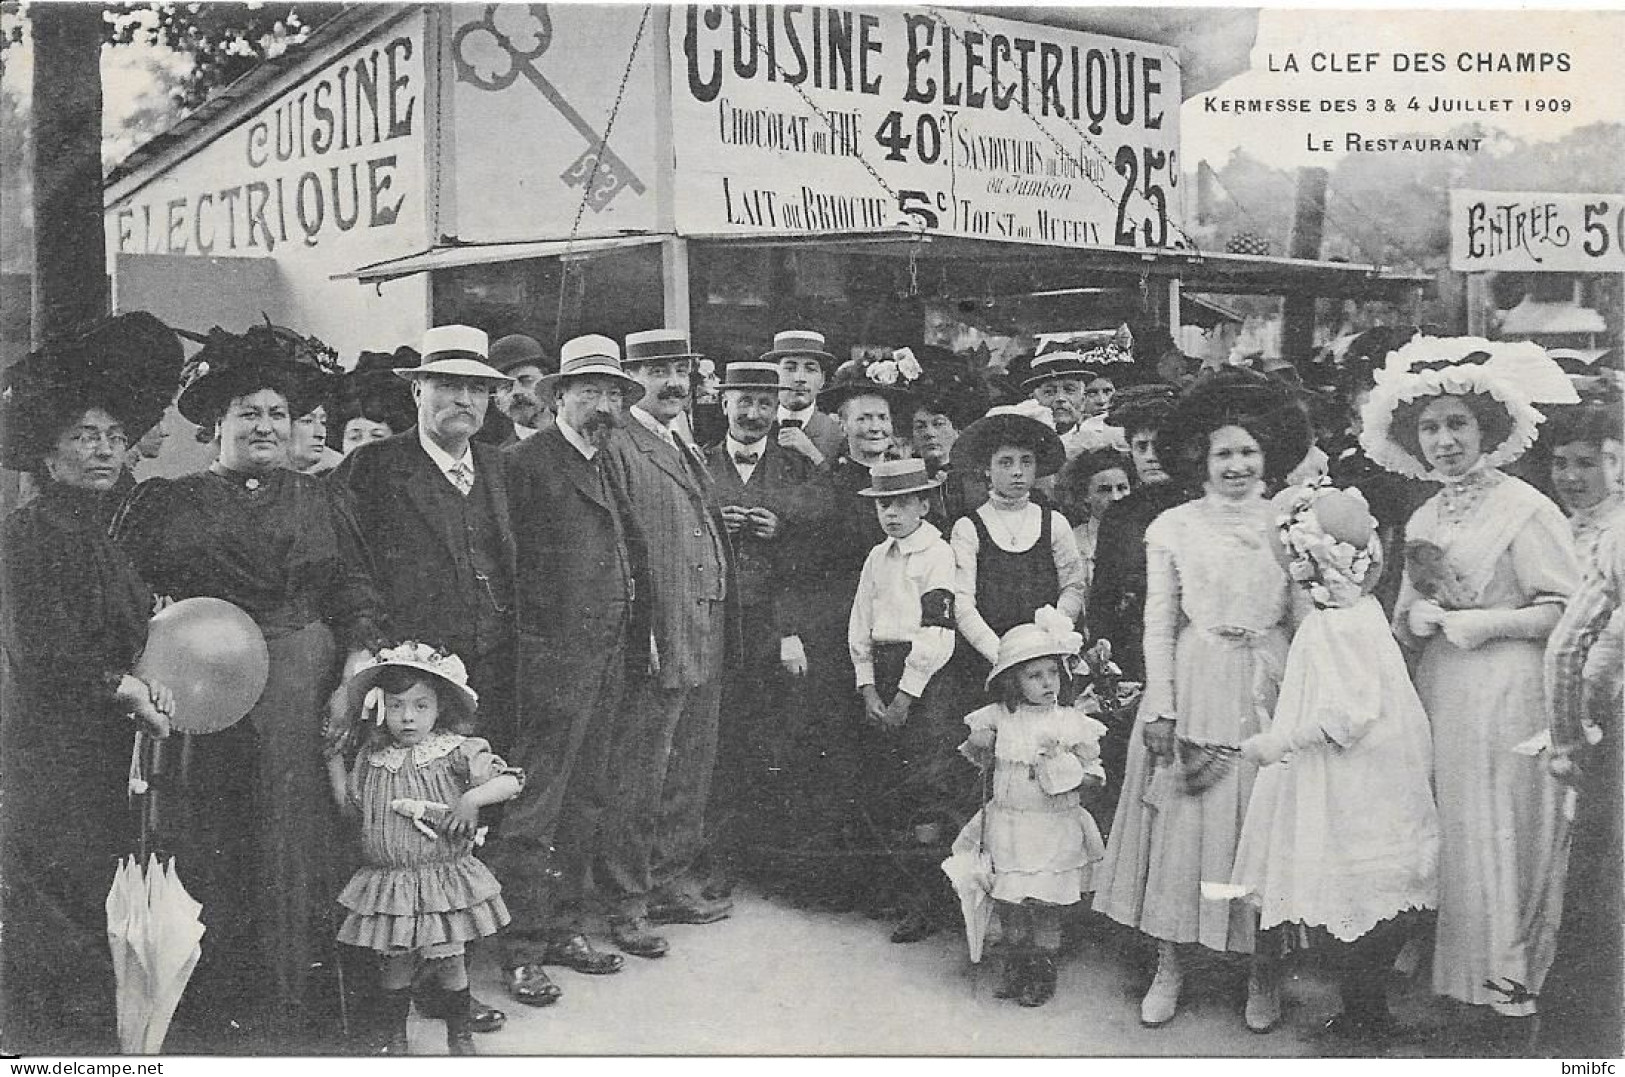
[326,642,524,1055]
[944,608,1108,1007]
[1220,485,1439,1037]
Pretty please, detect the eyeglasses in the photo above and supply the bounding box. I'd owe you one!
[66,428,130,451]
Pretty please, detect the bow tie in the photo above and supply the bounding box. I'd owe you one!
[733,450,761,466]
[778,417,804,430]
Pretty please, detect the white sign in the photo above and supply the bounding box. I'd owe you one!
[670,5,1185,249]
[1449,190,1625,273]
[108,23,425,259]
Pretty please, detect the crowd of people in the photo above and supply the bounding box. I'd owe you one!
[0,310,1619,1057]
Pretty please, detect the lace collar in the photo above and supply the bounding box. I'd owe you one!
[367,731,463,772]
[1436,466,1505,529]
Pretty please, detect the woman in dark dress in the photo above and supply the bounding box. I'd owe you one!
[112,324,383,1048]
[0,313,182,1053]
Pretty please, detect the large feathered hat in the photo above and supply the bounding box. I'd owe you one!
[175,319,341,425]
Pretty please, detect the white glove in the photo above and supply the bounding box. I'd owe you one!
[780,635,808,677]
[1241,724,1333,766]
[1407,598,1446,639]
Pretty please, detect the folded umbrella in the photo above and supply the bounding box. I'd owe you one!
[105,855,206,1054]
[941,812,995,964]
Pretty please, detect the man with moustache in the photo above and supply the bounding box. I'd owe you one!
[599,329,735,958]
[766,329,846,466]
[701,361,833,891]
[487,335,644,1007]
[328,324,517,1034]
[489,334,555,445]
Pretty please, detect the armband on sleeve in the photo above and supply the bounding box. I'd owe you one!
[921,588,956,629]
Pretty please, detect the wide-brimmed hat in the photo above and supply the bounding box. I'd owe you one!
[1156,367,1313,489]
[951,405,1067,477]
[1106,383,1179,433]
[346,640,479,731]
[820,355,919,413]
[716,361,783,393]
[535,333,646,403]
[761,329,835,365]
[489,333,554,375]
[624,329,702,366]
[1357,336,1574,479]
[985,607,1085,688]
[906,349,992,429]
[857,457,945,498]
[1,311,184,470]
[175,320,340,425]
[327,347,417,444]
[395,325,510,384]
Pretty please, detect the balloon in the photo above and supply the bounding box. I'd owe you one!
[1313,489,1375,549]
[135,598,269,734]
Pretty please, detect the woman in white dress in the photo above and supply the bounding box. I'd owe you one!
[1091,368,1310,1032]
[1361,337,1579,1031]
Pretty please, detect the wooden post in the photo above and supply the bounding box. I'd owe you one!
[651,6,690,334]
[1279,167,1328,364]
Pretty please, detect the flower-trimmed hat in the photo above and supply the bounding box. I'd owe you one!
[1357,336,1577,480]
[1,311,184,470]
[985,606,1085,689]
[346,640,479,730]
[857,457,945,498]
[175,320,341,425]
[1156,366,1312,489]
[951,404,1067,477]
[819,353,920,412]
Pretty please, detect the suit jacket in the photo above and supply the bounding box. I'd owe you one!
[329,429,516,657]
[796,409,846,463]
[607,420,737,689]
[704,435,833,635]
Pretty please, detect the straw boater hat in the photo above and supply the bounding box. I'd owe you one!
[716,361,783,393]
[346,640,479,732]
[857,457,944,498]
[761,329,836,366]
[1358,336,1577,480]
[951,404,1067,477]
[535,333,645,403]
[489,333,555,376]
[0,311,184,470]
[394,325,511,384]
[1019,349,1097,389]
[1156,366,1313,489]
[175,320,341,425]
[624,328,702,366]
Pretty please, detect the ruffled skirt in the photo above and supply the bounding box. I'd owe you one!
[337,855,509,954]
[956,802,1105,906]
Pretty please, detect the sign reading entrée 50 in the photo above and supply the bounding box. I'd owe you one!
[1449,190,1625,273]
[672,5,1185,250]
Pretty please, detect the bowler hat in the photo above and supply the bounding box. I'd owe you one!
[489,333,555,375]
[857,457,945,498]
[536,334,645,403]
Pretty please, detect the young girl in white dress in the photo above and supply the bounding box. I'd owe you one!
[327,642,524,1055]
[947,609,1107,1008]
[1222,483,1440,1037]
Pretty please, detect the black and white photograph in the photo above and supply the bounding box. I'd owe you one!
[0,0,1621,1062]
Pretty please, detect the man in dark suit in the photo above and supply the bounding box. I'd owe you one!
[328,324,517,1035]
[701,361,833,891]
[598,329,735,958]
[764,329,846,466]
[487,335,644,1007]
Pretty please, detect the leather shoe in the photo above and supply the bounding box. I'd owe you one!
[542,934,624,975]
[505,963,562,1007]
[610,918,670,958]
[414,987,507,1033]
[646,893,732,925]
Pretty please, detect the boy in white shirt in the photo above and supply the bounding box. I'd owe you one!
[847,458,960,942]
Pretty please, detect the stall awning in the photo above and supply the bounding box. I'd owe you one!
[686,231,1431,300]
[336,235,665,284]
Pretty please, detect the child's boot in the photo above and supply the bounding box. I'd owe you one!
[442,987,477,1056]
[1140,940,1184,1027]
[373,988,411,1055]
[994,947,1029,1000]
[1018,950,1058,1007]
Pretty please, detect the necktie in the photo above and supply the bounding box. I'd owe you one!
[733,450,761,466]
[449,462,473,496]
[778,416,804,430]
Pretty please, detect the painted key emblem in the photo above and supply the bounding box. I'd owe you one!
[453,4,646,212]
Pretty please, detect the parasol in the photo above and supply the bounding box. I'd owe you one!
[1510,729,1576,999]
[105,855,206,1053]
[940,812,995,963]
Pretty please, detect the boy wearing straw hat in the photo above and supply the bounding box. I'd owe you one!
[847,458,959,939]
